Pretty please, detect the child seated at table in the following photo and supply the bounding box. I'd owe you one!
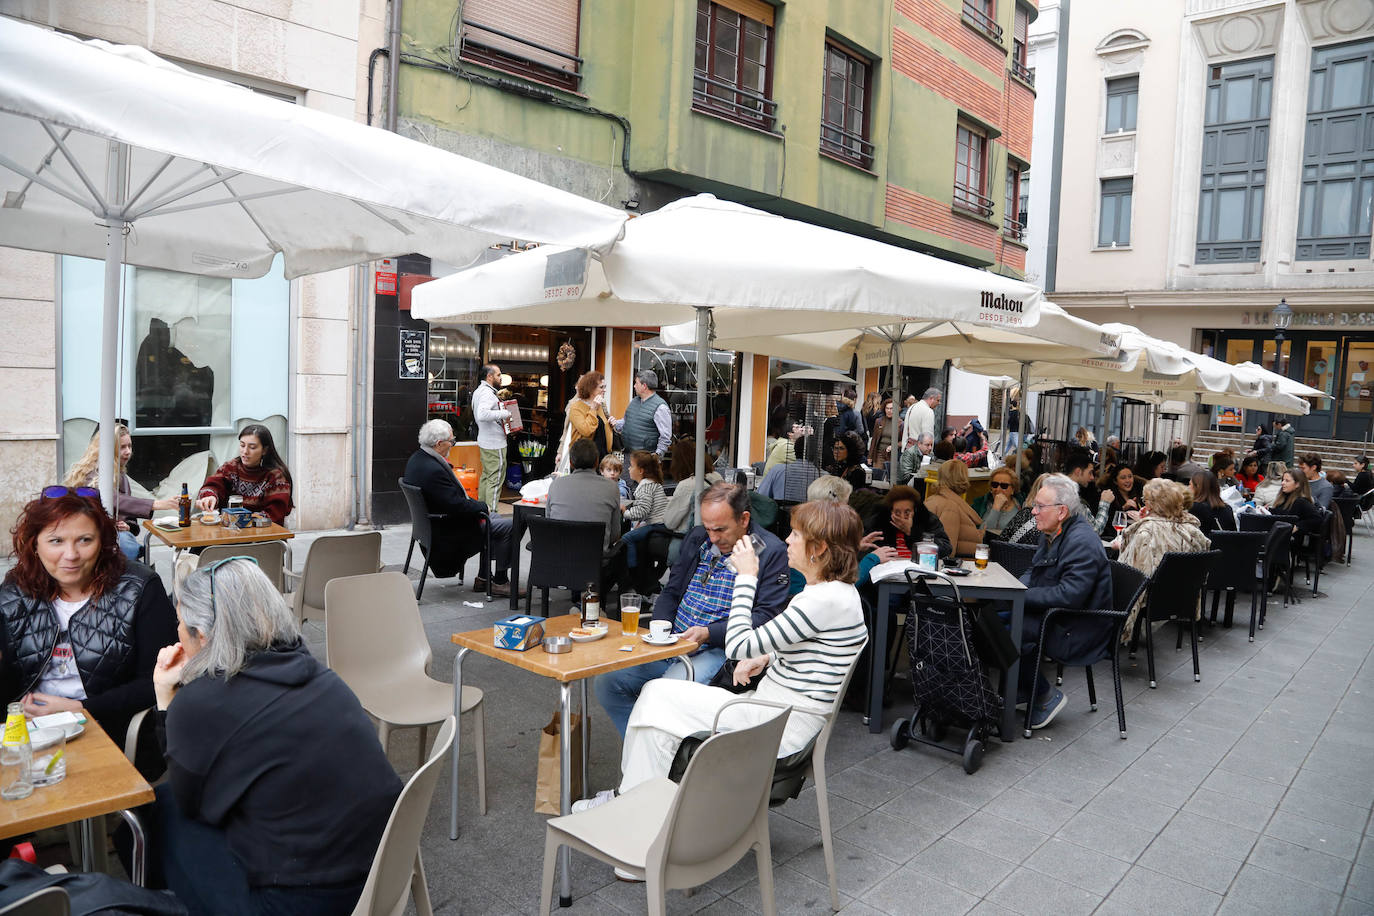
[620,451,668,569]
[600,453,630,500]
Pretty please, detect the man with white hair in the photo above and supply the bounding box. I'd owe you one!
[896,433,935,486]
[1018,473,1113,729]
[403,419,520,596]
[902,387,942,450]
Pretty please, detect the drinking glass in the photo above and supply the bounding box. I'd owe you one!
[1112,511,1127,537]
[620,593,643,636]
[30,731,65,787]
[974,544,989,571]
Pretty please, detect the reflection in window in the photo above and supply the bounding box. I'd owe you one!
[1303,340,1338,411]
[1342,343,1374,416]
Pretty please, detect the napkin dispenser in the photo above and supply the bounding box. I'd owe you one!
[493,615,544,651]
[223,507,253,529]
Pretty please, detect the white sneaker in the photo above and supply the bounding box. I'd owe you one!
[570,789,615,813]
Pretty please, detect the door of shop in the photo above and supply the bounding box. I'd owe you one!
[1336,339,1374,442]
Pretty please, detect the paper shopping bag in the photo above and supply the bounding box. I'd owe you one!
[534,710,584,815]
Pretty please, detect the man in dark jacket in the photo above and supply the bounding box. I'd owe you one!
[1270,419,1295,468]
[594,482,790,736]
[403,419,519,596]
[836,387,866,446]
[1018,474,1113,730]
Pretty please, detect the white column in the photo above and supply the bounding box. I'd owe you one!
[738,354,755,464]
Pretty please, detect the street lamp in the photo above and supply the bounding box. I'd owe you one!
[1272,298,1293,375]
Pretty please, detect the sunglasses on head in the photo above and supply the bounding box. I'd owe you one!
[203,555,261,621]
[42,486,100,501]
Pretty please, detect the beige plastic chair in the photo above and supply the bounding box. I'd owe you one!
[0,887,69,916]
[325,572,486,811]
[197,541,288,592]
[349,716,455,916]
[538,706,791,915]
[283,531,383,624]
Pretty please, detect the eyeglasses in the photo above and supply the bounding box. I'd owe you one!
[42,486,100,501]
[989,481,1013,490]
[204,555,260,622]
[1030,501,1062,513]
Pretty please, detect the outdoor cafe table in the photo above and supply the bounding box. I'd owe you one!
[450,613,696,908]
[0,720,155,884]
[141,517,294,558]
[867,562,1027,742]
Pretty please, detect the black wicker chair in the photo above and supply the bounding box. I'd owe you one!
[1128,550,1220,688]
[524,517,610,617]
[1204,530,1266,641]
[1333,496,1359,567]
[1033,561,1147,739]
[989,540,1036,578]
[399,478,490,600]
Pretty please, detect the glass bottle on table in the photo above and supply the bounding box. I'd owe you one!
[581,582,600,629]
[177,483,192,528]
[1,702,33,800]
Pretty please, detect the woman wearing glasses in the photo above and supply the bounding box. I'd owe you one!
[0,490,177,758]
[972,466,1021,538]
[151,558,401,915]
[65,423,180,560]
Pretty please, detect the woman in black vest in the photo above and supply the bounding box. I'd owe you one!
[0,490,177,753]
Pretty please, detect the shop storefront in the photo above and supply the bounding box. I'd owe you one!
[1205,313,1374,441]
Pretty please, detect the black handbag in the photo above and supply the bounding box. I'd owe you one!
[708,657,764,694]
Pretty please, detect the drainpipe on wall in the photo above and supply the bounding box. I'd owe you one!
[1043,0,1070,293]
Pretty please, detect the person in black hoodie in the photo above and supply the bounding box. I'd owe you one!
[150,558,401,916]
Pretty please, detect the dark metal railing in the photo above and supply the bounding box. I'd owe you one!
[461,19,583,87]
[820,122,875,167]
[1003,213,1026,240]
[1012,57,1035,86]
[692,71,779,128]
[961,1,1004,43]
[954,182,995,218]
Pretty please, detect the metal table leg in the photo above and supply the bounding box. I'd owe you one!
[558,682,572,908]
[113,809,146,886]
[867,584,891,733]
[579,679,589,797]
[1004,594,1024,742]
[449,647,470,841]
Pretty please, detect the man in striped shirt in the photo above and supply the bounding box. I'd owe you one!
[593,483,790,736]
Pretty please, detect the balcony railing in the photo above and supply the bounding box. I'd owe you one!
[1012,57,1035,86]
[1003,213,1027,241]
[820,122,875,168]
[954,183,995,218]
[961,1,1004,44]
[692,71,779,131]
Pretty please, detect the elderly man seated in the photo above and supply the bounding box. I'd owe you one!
[403,419,519,596]
[593,482,790,736]
[1017,473,1113,729]
[896,433,935,486]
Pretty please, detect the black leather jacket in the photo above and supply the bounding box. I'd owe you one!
[0,562,177,743]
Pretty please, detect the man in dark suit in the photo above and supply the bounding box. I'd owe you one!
[403,419,520,597]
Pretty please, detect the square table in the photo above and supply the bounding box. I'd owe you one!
[867,562,1026,742]
[450,613,698,908]
[141,517,294,555]
[0,720,155,884]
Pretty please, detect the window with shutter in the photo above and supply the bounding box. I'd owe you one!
[693,0,778,130]
[1012,5,1033,85]
[459,0,583,92]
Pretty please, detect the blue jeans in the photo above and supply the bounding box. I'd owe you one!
[594,645,727,737]
[620,523,667,568]
[151,783,363,916]
[117,530,141,561]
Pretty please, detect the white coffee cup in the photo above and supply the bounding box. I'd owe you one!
[649,620,671,641]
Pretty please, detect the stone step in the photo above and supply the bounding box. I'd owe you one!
[1192,430,1369,468]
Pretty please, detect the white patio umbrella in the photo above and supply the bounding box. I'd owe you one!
[1232,361,1329,401]
[0,17,627,512]
[412,193,1056,508]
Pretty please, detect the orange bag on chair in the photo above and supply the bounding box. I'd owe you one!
[455,467,480,500]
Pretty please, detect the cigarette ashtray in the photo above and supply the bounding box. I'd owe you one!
[542,636,571,654]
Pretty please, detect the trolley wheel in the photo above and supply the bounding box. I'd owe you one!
[962,739,985,774]
[889,719,911,751]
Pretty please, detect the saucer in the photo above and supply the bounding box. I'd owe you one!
[641,633,679,646]
[569,626,608,643]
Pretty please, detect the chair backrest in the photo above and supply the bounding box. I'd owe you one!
[1332,496,1358,529]
[0,887,69,916]
[656,709,790,871]
[349,717,456,916]
[1144,550,1220,622]
[324,572,432,680]
[1108,560,1148,614]
[1238,513,1279,533]
[989,540,1036,578]
[771,635,868,797]
[398,479,434,549]
[1358,487,1374,511]
[525,517,606,592]
[1204,531,1266,589]
[198,541,287,592]
[297,532,383,619]
[1264,521,1293,573]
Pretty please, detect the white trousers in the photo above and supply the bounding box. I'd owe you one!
[618,677,826,794]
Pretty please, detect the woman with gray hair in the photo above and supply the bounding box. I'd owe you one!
[150,558,401,915]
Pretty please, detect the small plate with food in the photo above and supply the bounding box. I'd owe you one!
[568,625,609,643]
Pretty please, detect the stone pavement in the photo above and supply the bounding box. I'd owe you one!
[162,517,1374,913]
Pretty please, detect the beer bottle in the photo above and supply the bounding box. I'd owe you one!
[178,483,192,528]
[581,581,601,628]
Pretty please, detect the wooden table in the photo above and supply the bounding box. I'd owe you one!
[0,720,155,883]
[450,613,698,908]
[142,517,294,553]
[868,563,1027,743]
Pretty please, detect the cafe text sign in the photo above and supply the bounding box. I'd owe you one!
[399,329,427,380]
[1241,310,1374,327]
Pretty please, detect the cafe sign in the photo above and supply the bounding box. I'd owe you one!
[1241,309,1374,328]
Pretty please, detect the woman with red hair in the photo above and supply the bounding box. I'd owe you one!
[0,490,177,751]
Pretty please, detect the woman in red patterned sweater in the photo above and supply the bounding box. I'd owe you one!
[196,425,294,526]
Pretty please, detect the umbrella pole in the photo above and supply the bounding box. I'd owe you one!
[998,380,1009,454]
[98,142,130,517]
[889,341,901,479]
[1099,383,1114,453]
[694,307,709,526]
[1016,362,1030,483]
[1190,392,1203,455]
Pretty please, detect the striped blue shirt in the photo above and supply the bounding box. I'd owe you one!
[673,540,737,633]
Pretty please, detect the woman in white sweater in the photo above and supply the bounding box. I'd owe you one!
[577,500,867,811]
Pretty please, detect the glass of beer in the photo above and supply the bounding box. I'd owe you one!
[620,592,643,636]
[974,544,990,571]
